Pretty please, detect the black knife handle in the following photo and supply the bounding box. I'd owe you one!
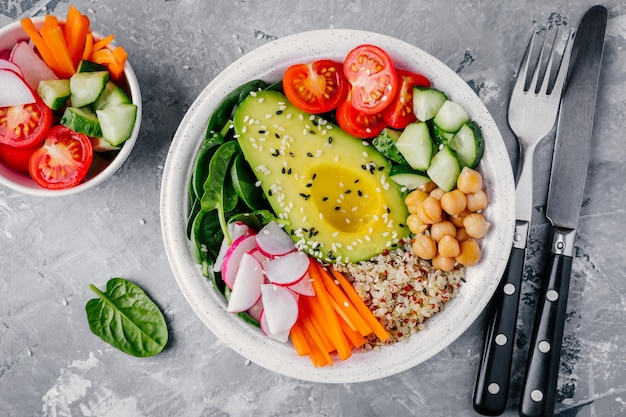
[473,247,525,416]
[519,249,573,417]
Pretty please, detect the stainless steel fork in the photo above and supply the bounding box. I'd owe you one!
[473,26,574,416]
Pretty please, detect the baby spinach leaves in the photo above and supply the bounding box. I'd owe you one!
[86,278,168,358]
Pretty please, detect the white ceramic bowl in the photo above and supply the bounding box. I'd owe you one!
[0,18,141,197]
[161,29,515,383]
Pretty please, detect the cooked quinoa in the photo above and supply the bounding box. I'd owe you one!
[335,242,466,347]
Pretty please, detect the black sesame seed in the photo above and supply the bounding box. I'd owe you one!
[378,166,384,171]
[423,288,428,295]
[268,190,273,196]
[312,173,317,180]
[322,197,329,201]
[258,130,266,134]
[354,179,359,183]
[358,190,363,196]
[281,167,286,174]
[345,189,352,194]
[287,168,292,175]
[328,137,333,143]
[275,133,280,138]
[361,164,367,170]
[289,152,295,157]
[307,152,313,157]
[312,120,318,126]
[276,110,283,115]
[309,130,315,135]
[334,206,340,211]
[306,183,312,188]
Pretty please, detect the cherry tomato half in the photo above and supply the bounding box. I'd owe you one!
[343,44,398,115]
[0,94,52,148]
[336,92,386,139]
[29,125,93,190]
[0,143,41,173]
[382,69,431,129]
[283,59,348,114]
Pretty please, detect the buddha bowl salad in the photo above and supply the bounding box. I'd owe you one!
[0,7,137,190]
[188,44,490,367]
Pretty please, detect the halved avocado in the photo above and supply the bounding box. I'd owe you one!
[234,90,409,263]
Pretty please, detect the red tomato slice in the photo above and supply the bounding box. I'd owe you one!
[336,93,386,139]
[343,44,398,115]
[0,94,52,148]
[0,143,41,173]
[283,59,348,114]
[382,69,431,129]
[29,125,93,190]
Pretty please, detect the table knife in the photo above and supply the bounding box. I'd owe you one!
[519,5,607,417]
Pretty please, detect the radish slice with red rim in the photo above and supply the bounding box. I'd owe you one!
[260,284,298,335]
[287,272,315,296]
[0,68,36,107]
[264,250,309,286]
[256,221,296,257]
[221,234,258,289]
[214,221,253,272]
[9,42,57,90]
[227,252,265,313]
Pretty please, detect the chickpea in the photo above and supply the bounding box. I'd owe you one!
[406,213,428,234]
[438,235,461,258]
[463,213,491,239]
[429,187,445,200]
[457,167,483,194]
[450,208,471,228]
[440,189,467,216]
[455,239,481,266]
[455,227,470,242]
[430,220,457,242]
[432,254,456,272]
[405,189,429,214]
[420,181,437,193]
[466,189,488,212]
[416,196,443,224]
[412,233,437,260]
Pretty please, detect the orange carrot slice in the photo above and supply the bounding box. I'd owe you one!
[39,25,75,77]
[20,18,61,74]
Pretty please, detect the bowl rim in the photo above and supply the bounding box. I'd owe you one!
[0,17,142,197]
[160,28,516,383]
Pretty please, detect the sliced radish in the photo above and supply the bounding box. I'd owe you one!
[260,310,291,343]
[256,221,296,257]
[248,247,271,267]
[227,253,265,313]
[213,221,253,272]
[0,59,24,78]
[221,234,258,289]
[287,272,316,296]
[247,297,264,321]
[0,68,36,107]
[260,284,299,335]
[9,42,58,91]
[264,250,310,286]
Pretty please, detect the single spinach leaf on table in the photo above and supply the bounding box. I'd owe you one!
[200,140,241,244]
[86,278,168,358]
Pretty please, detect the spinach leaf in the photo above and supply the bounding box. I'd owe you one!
[205,79,268,137]
[230,153,268,211]
[86,278,168,358]
[228,209,281,231]
[200,140,241,243]
[191,208,223,272]
[189,131,225,203]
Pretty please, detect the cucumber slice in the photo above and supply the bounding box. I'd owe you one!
[93,81,131,110]
[70,70,109,108]
[77,60,108,73]
[449,121,485,168]
[395,121,433,171]
[389,164,431,190]
[431,123,455,146]
[96,103,137,146]
[433,100,470,133]
[37,79,70,110]
[60,106,102,137]
[413,87,447,121]
[426,145,462,192]
[90,137,121,152]
[372,128,407,164]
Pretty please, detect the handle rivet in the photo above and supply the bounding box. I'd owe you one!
[488,383,500,394]
[514,233,522,242]
[556,241,565,250]
[546,289,559,302]
[495,333,508,346]
[538,340,551,353]
[530,389,544,402]
[503,283,516,295]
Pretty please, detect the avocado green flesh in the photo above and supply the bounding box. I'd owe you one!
[234,90,409,263]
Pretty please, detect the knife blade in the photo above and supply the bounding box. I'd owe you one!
[519,5,607,417]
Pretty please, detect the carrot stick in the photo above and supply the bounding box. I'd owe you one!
[300,296,335,353]
[300,323,328,367]
[82,33,94,60]
[339,316,367,348]
[40,25,75,77]
[91,34,114,52]
[20,18,61,74]
[67,15,90,66]
[300,312,333,366]
[64,5,82,42]
[330,267,391,342]
[44,14,58,28]
[317,264,373,337]
[289,321,311,356]
[309,262,352,360]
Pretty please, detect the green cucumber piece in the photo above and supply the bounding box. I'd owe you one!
[389,164,431,190]
[426,145,462,192]
[37,79,70,110]
[433,100,470,133]
[96,103,137,146]
[372,128,407,164]
[431,123,455,146]
[395,121,433,171]
[77,60,108,73]
[413,87,447,121]
[449,121,485,168]
[70,70,109,108]
[93,81,131,110]
[90,137,121,152]
[60,106,102,137]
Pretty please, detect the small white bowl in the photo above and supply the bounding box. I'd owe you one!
[0,17,141,197]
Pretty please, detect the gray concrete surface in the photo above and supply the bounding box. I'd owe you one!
[1,1,625,416]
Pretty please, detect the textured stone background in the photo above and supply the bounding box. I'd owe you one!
[1,1,625,416]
